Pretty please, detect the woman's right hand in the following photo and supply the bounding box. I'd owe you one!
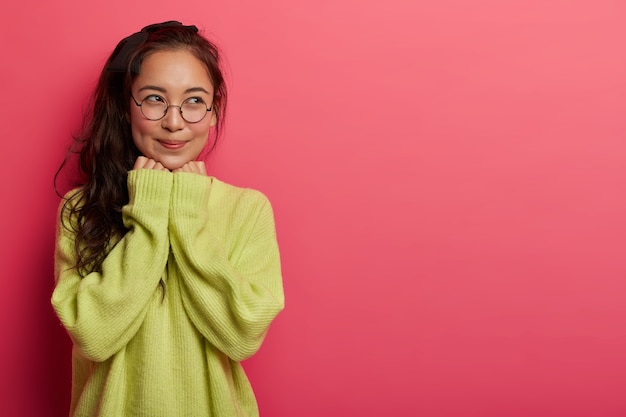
[133,156,169,171]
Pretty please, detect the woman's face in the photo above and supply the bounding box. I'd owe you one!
[130,49,216,170]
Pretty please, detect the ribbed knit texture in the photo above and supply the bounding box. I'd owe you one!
[52,170,284,417]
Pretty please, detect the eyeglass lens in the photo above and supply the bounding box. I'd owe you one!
[139,96,209,123]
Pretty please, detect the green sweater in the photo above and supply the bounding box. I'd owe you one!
[52,170,284,417]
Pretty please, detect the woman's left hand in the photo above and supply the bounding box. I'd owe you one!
[173,161,207,176]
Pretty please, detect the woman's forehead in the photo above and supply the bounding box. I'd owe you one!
[134,50,214,93]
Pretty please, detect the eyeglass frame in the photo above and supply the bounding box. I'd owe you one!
[130,94,213,123]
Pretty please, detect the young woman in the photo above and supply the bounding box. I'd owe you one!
[52,21,284,417]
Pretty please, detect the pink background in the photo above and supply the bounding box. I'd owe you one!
[2,1,626,416]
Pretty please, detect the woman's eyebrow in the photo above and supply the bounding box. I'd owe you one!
[184,87,211,94]
[137,85,211,94]
[137,85,166,93]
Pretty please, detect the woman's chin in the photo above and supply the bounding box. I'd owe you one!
[155,156,193,171]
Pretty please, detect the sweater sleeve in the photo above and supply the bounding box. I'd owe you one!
[169,173,285,361]
[51,169,173,362]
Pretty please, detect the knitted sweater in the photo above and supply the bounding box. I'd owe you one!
[52,170,284,417]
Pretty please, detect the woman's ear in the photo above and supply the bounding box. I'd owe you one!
[210,96,220,126]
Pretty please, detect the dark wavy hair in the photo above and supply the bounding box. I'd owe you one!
[55,22,228,276]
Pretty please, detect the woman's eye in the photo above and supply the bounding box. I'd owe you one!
[185,97,205,105]
[144,94,165,103]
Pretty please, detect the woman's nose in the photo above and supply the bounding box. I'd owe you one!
[160,105,185,130]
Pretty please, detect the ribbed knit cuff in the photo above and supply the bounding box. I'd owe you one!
[170,173,212,220]
[127,169,173,218]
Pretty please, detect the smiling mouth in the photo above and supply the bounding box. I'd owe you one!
[158,140,187,150]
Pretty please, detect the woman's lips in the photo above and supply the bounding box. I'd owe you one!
[158,140,187,150]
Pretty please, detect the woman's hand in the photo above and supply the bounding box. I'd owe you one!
[133,156,169,171]
[173,161,207,176]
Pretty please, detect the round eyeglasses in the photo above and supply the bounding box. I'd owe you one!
[131,94,212,123]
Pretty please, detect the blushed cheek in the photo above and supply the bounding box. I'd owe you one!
[130,108,153,132]
[130,117,152,143]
